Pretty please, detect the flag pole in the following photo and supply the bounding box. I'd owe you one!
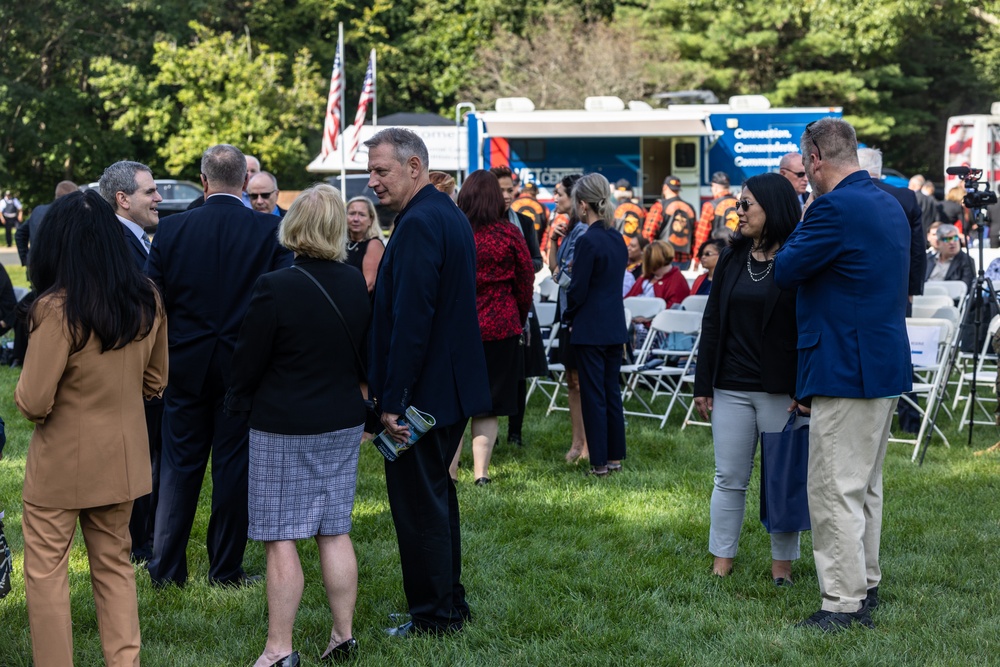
[338,23,347,197]
[371,48,377,127]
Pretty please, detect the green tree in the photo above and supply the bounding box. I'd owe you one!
[91,23,324,185]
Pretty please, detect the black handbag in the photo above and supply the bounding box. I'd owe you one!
[292,266,382,432]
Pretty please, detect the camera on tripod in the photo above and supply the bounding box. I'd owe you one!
[945,166,998,208]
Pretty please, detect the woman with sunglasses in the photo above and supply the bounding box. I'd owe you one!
[692,172,803,585]
[690,238,726,295]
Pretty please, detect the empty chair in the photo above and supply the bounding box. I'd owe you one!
[681,294,708,313]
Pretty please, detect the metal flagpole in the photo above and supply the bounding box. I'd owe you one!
[338,23,347,197]
[371,49,377,127]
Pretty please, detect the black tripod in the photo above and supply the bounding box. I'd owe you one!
[918,207,998,464]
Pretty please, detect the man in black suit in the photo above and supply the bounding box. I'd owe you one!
[16,180,78,267]
[146,144,292,588]
[857,149,926,308]
[365,128,491,636]
[247,171,286,217]
[99,160,165,562]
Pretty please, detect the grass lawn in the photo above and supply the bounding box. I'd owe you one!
[1,317,999,664]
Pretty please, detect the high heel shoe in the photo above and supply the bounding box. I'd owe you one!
[321,638,358,662]
[269,652,300,667]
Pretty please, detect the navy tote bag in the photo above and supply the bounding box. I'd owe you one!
[759,411,811,534]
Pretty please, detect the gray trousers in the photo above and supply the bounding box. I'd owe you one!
[709,388,801,561]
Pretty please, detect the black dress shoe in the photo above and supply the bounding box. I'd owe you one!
[321,637,357,662]
[865,586,879,609]
[210,573,263,588]
[474,477,491,486]
[269,651,299,667]
[507,433,523,446]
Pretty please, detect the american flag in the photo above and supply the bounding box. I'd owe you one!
[321,45,344,158]
[348,51,376,160]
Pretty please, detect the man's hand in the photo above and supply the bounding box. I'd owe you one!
[381,412,412,444]
[694,396,713,421]
[789,400,810,416]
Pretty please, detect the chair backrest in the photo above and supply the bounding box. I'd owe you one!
[922,284,949,297]
[681,294,708,313]
[624,307,632,327]
[538,276,559,302]
[912,294,955,310]
[648,309,704,336]
[925,280,968,301]
[905,317,954,367]
[535,301,558,328]
[623,296,667,320]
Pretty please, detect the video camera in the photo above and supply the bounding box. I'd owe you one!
[946,166,998,209]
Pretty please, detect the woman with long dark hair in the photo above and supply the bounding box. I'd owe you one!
[16,189,167,666]
[449,170,534,485]
[693,172,803,584]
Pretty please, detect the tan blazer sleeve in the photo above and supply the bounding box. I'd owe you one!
[144,305,168,400]
[14,300,70,424]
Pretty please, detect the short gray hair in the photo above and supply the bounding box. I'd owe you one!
[857,147,882,178]
[251,171,279,190]
[99,161,152,209]
[363,127,428,171]
[801,118,859,168]
[571,173,616,229]
[201,144,247,189]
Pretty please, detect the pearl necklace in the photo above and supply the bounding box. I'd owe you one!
[347,241,360,252]
[746,247,774,282]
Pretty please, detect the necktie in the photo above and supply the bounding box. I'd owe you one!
[141,235,152,252]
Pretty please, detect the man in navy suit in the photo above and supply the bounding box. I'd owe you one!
[146,144,292,587]
[98,160,165,562]
[775,119,911,632]
[365,128,490,636]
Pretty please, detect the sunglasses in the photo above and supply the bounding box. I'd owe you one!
[939,235,960,243]
[735,199,754,212]
[805,120,822,161]
[249,191,274,200]
[781,167,807,178]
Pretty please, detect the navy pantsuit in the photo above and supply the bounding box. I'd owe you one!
[565,222,629,468]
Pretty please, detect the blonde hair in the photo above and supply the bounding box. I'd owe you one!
[571,173,616,228]
[279,183,347,261]
[428,171,456,195]
[946,185,965,204]
[346,196,380,240]
[642,240,675,279]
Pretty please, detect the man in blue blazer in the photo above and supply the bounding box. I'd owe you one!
[365,128,490,637]
[99,160,166,563]
[145,144,292,588]
[774,119,911,632]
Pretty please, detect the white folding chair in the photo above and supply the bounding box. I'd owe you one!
[525,302,559,403]
[925,279,969,304]
[912,294,955,311]
[623,297,666,321]
[537,276,559,302]
[888,318,954,458]
[922,284,949,297]
[956,315,1000,431]
[681,294,708,314]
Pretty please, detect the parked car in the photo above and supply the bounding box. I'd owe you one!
[81,179,202,232]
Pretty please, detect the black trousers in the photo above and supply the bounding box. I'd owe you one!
[128,401,163,560]
[147,353,250,586]
[574,344,627,467]
[384,420,469,631]
[2,216,15,247]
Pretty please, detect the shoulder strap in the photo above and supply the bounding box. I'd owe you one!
[291,265,368,383]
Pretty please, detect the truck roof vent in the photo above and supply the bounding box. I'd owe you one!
[494,97,535,112]
[584,96,625,112]
[991,102,1000,116]
[728,95,771,110]
[628,100,653,111]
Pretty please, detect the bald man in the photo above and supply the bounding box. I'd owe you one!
[779,152,809,212]
[247,172,284,217]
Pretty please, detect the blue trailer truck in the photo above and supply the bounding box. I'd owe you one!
[464,95,842,207]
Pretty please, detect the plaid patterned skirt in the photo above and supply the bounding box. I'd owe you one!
[248,425,363,542]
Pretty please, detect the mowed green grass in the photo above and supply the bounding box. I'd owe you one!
[0,312,998,665]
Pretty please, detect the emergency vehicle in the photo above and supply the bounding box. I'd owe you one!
[943,103,1000,195]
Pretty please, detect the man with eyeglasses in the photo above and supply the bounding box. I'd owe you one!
[774,117,911,633]
[924,223,974,292]
[247,172,285,217]
[778,152,809,212]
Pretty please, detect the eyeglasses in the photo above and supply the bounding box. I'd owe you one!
[735,199,754,212]
[781,167,807,178]
[249,192,274,200]
[700,251,719,258]
[805,120,822,161]
[939,235,960,243]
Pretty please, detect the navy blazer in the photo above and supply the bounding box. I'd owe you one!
[873,179,926,297]
[774,170,912,400]
[564,222,628,346]
[145,194,292,394]
[121,222,148,271]
[694,244,798,397]
[369,185,490,426]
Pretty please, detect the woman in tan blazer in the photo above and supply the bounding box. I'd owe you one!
[15,190,167,667]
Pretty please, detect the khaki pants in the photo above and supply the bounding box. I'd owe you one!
[808,396,896,613]
[22,500,140,667]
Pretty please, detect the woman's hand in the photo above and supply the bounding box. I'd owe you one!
[789,400,810,416]
[695,396,713,421]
